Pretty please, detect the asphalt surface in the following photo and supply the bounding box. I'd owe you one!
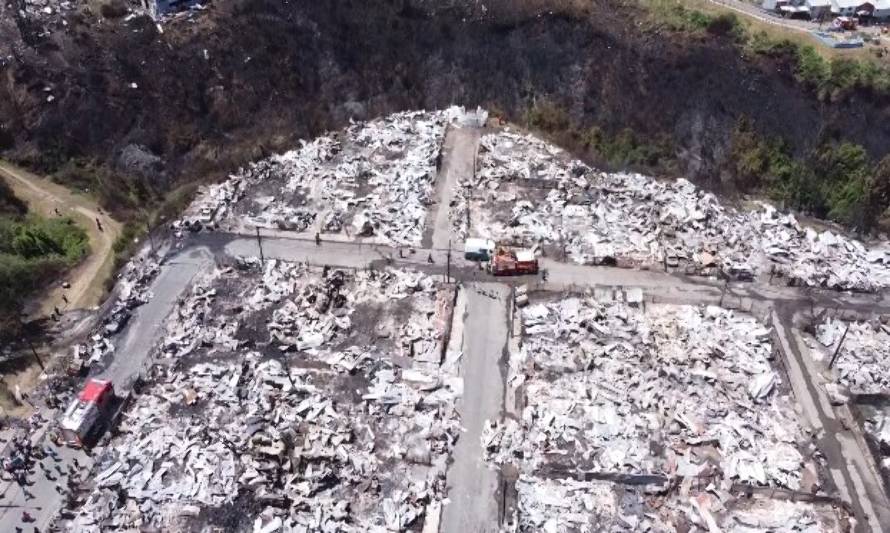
[429,126,479,250]
[98,246,213,389]
[0,246,214,531]
[0,439,91,532]
[440,283,508,533]
[774,309,890,533]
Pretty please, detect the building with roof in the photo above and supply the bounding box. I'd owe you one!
[807,0,833,18]
[831,0,874,16]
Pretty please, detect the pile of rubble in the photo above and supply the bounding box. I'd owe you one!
[196,110,448,246]
[812,317,890,394]
[464,128,890,290]
[859,401,890,491]
[509,476,846,533]
[485,295,831,531]
[179,174,247,232]
[66,261,462,531]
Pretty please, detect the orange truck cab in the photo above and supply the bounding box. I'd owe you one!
[491,247,539,276]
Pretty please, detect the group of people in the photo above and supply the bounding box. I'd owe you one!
[1,420,80,531]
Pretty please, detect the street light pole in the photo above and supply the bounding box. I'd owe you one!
[141,210,155,254]
[446,240,451,283]
[255,227,265,265]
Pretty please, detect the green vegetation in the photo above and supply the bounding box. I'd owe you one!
[53,158,161,218]
[524,99,673,170]
[645,0,744,38]
[0,214,89,338]
[521,96,890,230]
[643,0,890,99]
[580,127,674,169]
[523,99,571,133]
[729,119,889,228]
[780,42,890,99]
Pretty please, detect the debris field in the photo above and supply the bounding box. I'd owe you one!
[809,317,890,496]
[811,316,890,396]
[459,128,890,290]
[484,294,846,532]
[186,110,451,246]
[40,109,889,533]
[65,260,462,532]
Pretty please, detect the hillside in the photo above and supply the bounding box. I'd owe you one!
[0,0,889,222]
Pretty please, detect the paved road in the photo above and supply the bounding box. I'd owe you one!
[0,439,92,532]
[707,0,816,33]
[441,283,508,533]
[98,246,213,388]
[0,246,214,531]
[428,126,480,250]
[0,161,122,315]
[773,309,890,533]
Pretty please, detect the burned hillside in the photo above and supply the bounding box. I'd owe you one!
[2,0,890,216]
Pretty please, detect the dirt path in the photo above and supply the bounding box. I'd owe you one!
[0,161,122,316]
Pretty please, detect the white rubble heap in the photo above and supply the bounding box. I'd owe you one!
[859,401,890,487]
[813,317,890,394]
[485,296,836,532]
[462,128,890,290]
[179,174,248,231]
[200,110,449,246]
[510,476,843,533]
[69,261,462,532]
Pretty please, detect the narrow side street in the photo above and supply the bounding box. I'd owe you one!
[428,126,480,250]
[440,283,509,533]
[772,308,890,532]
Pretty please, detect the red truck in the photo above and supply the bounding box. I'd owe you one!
[490,247,539,276]
[59,379,119,448]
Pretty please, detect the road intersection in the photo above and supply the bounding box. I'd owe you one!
[2,125,890,531]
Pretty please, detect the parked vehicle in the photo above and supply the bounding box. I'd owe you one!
[60,379,123,448]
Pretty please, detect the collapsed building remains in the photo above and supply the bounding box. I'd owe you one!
[810,317,890,494]
[184,110,453,246]
[812,317,890,395]
[484,295,847,531]
[458,129,890,291]
[511,476,846,533]
[65,261,462,531]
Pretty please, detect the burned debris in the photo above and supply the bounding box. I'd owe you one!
[461,129,890,290]
[185,110,450,246]
[19,108,890,532]
[65,261,462,531]
[812,317,890,395]
[485,294,845,531]
[808,317,890,495]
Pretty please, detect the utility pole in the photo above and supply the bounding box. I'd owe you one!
[140,210,155,254]
[255,227,265,265]
[145,220,155,254]
[446,240,451,283]
[14,312,44,371]
[828,324,850,369]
